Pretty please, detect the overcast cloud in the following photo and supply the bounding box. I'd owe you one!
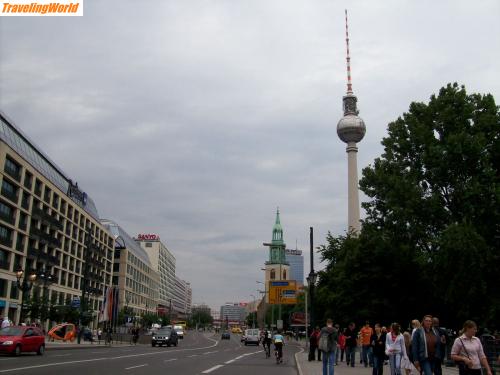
[1,0,499,310]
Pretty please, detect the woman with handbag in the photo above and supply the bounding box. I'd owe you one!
[450,320,493,375]
[385,322,408,375]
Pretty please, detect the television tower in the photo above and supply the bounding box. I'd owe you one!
[337,9,366,234]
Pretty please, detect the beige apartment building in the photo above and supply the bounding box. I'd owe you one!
[0,112,115,326]
[102,220,159,316]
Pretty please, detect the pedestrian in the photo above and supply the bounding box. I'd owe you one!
[97,328,102,342]
[345,322,358,367]
[309,327,320,361]
[361,321,374,367]
[319,319,338,375]
[432,317,447,375]
[412,315,442,375]
[451,320,493,375]
[337,328,346,364]
[1,316,10,329]
[385,322,408,375]
[411,319,421,339]
[371,323,387,375]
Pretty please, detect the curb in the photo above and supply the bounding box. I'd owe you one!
[46,343,136,350]
[295,347,305,375]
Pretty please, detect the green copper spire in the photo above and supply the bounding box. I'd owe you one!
[267,208,288,265]
[272,207,284,245]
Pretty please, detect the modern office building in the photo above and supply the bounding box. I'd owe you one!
[172,276,191,319]
[136,235,176,315]
[285,249,304,285]
[102,220,159,316]
[220,303,246,323]
[0,112,115,325]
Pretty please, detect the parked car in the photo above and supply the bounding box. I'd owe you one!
[244,329,260,346]
[151,328,178,347]
[240,334,246,343]
[221,331,230,340]
[0,326,45,356]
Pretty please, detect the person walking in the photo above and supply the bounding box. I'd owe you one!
[1,316,10,329]
[319,319,338,375]
[336,325,344,365]
[451,320,493,375]
[411,320,421,339]
[432,317,447,375]
[412,315,442,375]
[371,323,387,375]
[309,327,320,361]
[361,321,374,367]
[386,322,408,375]
[345,322,358,367]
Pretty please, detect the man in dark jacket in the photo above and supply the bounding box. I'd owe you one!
[345,322,358,367]
[371,323,386,375]
[412,315,442,375]
[319,319,338,375]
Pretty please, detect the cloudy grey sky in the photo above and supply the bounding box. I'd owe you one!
[1,0,499,310]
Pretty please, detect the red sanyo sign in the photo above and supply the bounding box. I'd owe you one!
[137,234,160,241]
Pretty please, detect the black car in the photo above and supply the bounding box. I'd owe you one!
[221,332,230,340]
[152,328,178,347]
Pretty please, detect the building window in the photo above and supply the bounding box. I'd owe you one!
[270,269,275,280]
[21,191,30,210]
[4,157,21,181]
[283,270,286,279]
[34,179,42,196]
[0,225,12,247]
[23,171,33,190]
[15,233,25,252]
[1,179,18,203]
[145,242,152,247]
[0,249,9,270]
[43,187,51,204]
[0,200,15,225]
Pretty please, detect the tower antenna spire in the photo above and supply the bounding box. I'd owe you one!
[345,9,353,94]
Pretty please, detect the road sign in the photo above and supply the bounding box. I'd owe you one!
[268,280,297,305]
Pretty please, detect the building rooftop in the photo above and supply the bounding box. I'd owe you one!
[101,219,152,267]
[0,111,100,219]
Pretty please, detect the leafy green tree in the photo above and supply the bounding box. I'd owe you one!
[189,310,213,328]
[317,84,500,329]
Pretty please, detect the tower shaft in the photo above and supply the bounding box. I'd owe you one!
[346,142,361,233]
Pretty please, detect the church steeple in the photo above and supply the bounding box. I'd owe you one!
[266,208,288,265]
[272,207,283,244]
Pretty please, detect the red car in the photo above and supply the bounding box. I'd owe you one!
[0,326,45,356]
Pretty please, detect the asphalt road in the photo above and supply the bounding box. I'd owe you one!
[0,332,301,375]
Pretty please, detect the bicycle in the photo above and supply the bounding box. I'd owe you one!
[274,343,283,364]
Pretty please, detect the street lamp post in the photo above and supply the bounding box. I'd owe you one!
[307,227,318,333]
[15,268,37,325]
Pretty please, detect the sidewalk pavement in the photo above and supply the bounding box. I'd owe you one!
[295,344,459,375]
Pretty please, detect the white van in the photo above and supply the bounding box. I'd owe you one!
[244,329,260,346]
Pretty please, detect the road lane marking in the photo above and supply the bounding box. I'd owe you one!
[52,354,71,357]
[125,364,148,370]
[164,358,177,362]
[201,365,224,373]
[203,351,218,355]
[224,359,235,364]
[188,354,199,357]
[0,337,219,373]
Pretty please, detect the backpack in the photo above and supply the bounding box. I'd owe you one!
[319,329,338,352]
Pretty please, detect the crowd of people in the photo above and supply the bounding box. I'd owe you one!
[308,316,497,375]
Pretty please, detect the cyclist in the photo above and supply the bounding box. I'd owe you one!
[273,330,285,364]
[262,329,272,358]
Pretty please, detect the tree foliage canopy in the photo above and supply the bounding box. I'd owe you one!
[317,83,500,329]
